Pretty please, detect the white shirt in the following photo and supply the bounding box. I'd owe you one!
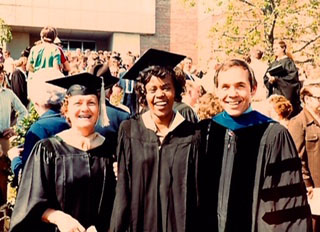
[142,110,185,144]
[0,88,28,132]
[16,67,27,81]
[4,56,14,74]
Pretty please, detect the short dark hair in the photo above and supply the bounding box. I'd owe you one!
[40,26,57,43]
[214,59,257,90]
[136,65,184,107]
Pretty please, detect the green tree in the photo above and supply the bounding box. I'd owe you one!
[0,18,12,46]
[183,0,320,63]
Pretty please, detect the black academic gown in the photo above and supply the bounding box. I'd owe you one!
[173,102,198,123]
[9,136,116,232]
[198,116,311,232]
[110,116,201,232]
[264,57,301,117]
[10,68,29,108]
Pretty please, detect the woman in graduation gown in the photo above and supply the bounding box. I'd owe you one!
[264,40,301,118]
[9,73,119,232]
[110,49,201,232]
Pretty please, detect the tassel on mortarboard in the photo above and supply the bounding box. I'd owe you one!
[98,76,110,127]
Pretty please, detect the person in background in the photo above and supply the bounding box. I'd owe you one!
[267,94,293,128]
[9,68,69,179]
[198,59,311,231]
[110,49,201,232]
[79,56,88,72]
[0,64,27,206]
[288,78,320,232]
[196,92,223,120]
[119,54,137,115]
[53,36,70,75]
[182,57,196,81]
[264,40,301,118]
[0,47,4,63]
[3,50,15,81]
[173,67,199,123]
[182,80,202,111]
[248,47,268,101]
[11,57,29,108]
[108,83,131,114]
[27,26,61,75]
[109,55,121,77]
[90,63,130,136]
[9,72,119,232]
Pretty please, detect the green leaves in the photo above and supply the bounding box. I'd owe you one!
[191,0,320,63]
[11,105,39,147]
[180,0,320,66]
[0,18,12,46]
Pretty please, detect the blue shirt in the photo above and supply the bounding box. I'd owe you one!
[11,109,69,176]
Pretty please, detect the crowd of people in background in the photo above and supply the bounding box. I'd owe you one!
[0,25,318,231]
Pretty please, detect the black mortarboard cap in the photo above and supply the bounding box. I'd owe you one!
[47,72,119,127]
[46,72,118,96]
[121,48,186,80]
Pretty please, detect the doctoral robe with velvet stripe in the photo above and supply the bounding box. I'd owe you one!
[198,119,312,232]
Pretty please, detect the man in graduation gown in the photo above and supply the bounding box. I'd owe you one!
[198,59,311,231]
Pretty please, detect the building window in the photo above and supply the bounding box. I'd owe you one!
[69,41,82,51]
[61,40,96,51]
[83,41,96,51]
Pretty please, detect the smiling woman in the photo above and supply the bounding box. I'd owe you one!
[110,49,202,232]
[9,72,119,232]
[61,94,100,136]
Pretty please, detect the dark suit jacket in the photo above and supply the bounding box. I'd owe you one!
[95,100,130,136]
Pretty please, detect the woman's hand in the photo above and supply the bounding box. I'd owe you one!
[268,76,275,84]
[86,226,97,232]
[113,162,118,180]
[42,209,86,232]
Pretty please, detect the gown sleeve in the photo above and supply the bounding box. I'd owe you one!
[9,139,58,232]
[110,121,132,232]
[256,124,312,231]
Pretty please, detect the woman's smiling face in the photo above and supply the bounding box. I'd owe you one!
[145,75,175,122]
[65,94,99,133]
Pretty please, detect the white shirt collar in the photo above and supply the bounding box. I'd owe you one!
[142,110,185,142]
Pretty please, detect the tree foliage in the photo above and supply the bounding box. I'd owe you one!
[0,18,12,46]
[11,105,39,147]
[183,0,320,63]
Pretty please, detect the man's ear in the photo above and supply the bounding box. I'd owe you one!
[251,85,257,97]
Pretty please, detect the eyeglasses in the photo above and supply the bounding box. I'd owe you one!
[310,95,320,101]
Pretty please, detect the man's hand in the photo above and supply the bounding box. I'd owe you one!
[307,186,314,199]
[8,146,24,161]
